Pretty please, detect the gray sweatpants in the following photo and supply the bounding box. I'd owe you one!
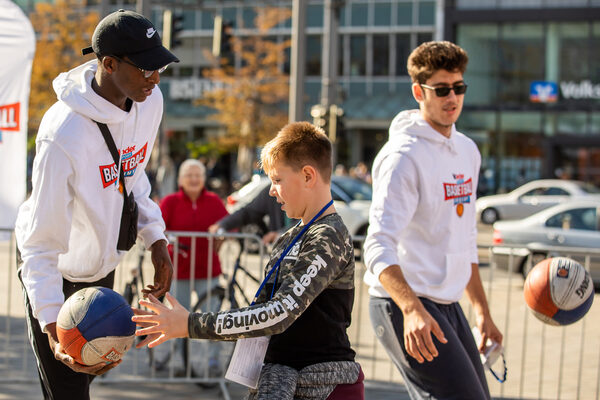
[369,296,491,400]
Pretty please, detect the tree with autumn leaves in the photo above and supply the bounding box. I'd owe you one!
[28,0,98,147]
[196,7,292,180]
[26,3,292,181]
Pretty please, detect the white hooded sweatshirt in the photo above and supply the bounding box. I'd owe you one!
[363,109,480,303]
[15,60,167,329]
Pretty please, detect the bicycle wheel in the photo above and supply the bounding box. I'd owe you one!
[188,239,262,385]
[189,285,227,387]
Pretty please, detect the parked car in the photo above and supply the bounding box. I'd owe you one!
[490,199,600,286]
[476,179,600,224]
[330,175,371,238]
[224,175,271,213]
[227,174,371,239]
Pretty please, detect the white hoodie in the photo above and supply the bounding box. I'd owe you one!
[15,60,167,329]
[363,110,480,303]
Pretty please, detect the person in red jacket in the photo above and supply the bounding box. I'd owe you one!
[159,158,228,376]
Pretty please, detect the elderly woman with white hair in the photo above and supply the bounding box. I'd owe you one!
[158,159,229,376]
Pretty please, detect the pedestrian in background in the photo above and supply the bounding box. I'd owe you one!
[334,163,348,177]
[351,161,372,185]
[208,184,292,246]
[364,41,503,400]
[14,10,176,399]
[159,158,229,376]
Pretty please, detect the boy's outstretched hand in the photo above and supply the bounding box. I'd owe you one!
[132,293,190,348]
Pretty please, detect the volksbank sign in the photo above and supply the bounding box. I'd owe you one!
[560,80,600,100]
[530,80,600,102]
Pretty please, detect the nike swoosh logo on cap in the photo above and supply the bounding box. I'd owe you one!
[146,28,156,38]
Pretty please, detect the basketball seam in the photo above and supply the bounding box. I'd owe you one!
[561,258,581,309]
[563,265,580,308]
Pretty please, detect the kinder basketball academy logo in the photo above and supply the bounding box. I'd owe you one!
[0,102,20,142]
[99,143,148,188]
[443,174,473,217]
[101,348,123,363]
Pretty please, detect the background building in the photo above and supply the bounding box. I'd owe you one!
[147,0,438,191]
[447,0,600,193]
[14,0,600,195]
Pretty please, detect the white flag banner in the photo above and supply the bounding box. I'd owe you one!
[0,0,35,231]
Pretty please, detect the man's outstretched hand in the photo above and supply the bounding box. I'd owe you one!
[143,239,173,299]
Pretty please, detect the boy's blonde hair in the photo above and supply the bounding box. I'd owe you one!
[261,122,332,182]
[407,41,468,84]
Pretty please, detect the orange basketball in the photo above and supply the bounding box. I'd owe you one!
[524,257,594,326]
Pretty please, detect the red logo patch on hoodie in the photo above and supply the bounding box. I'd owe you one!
[99,143,148,188]
[443,175,473,217]
[443,177,473,202]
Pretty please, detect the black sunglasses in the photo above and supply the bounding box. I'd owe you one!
[111,55,168,79]
[420,83,468,97]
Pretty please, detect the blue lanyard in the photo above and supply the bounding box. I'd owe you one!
[251,199,334,305]
[489,354,507,383]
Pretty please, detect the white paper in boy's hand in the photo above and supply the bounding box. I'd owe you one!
[225,336,270,389]
[471,326,503,368]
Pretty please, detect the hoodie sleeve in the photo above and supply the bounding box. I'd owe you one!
[187,223,350,340]
[364,151,419,281]
[18,139,75,330]
[132,172,167,248]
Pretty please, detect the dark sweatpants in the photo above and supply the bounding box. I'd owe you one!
[369,296,491,400]
[18,250,115,400]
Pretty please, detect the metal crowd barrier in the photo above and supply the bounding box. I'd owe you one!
[2,228,600,399]
[106,231,267,400]
[0,228,30,384]
[481,244,600,400]
[351,237,600,400]
[0,230,266,400]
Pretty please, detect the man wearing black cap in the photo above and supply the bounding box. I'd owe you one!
[15,10,178,399]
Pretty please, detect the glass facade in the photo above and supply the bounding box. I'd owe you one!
[158,0,436,98]
[156,0,437,169]
[456,16,600,191]
[19,0,600,193]
[457,0,594,9]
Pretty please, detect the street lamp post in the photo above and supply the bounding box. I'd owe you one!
[320,0,341,111]
[320,0,344,162]
[289,0,307,123]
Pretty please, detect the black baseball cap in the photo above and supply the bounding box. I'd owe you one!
[82,9,179,71]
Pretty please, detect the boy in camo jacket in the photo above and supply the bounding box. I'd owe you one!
[133,122,364,399]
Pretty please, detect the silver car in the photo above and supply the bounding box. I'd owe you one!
[476,179,600,224]
[490,199,600,286]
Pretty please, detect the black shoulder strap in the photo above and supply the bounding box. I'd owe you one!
[95,121,127,195]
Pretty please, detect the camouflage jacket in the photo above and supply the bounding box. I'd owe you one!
[188,213,355,344]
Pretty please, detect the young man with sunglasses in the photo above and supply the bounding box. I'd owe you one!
[364,41,503,399]
[15,10,177,399]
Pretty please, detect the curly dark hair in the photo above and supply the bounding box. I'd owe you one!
[407,41,469,84]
